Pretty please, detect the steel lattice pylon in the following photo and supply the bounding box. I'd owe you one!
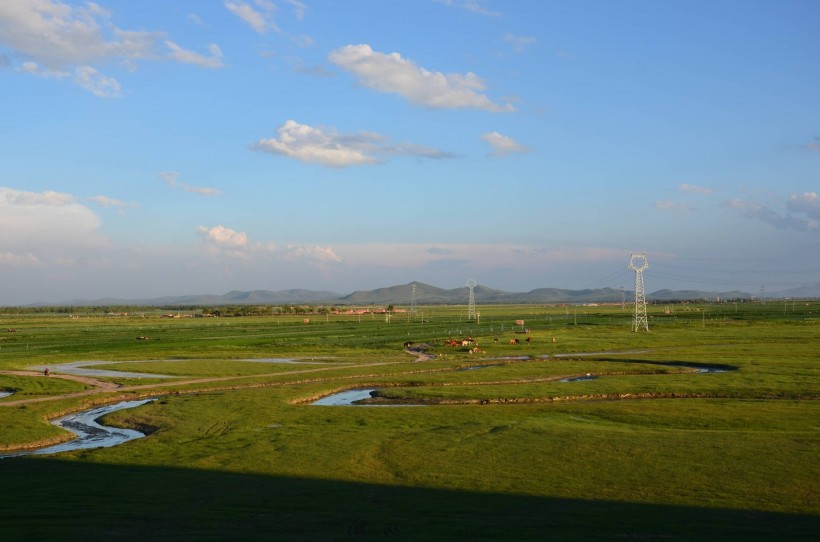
[629,253,649,332]
[466,279,477,320]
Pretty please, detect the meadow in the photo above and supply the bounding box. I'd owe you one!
[1,301,818,541]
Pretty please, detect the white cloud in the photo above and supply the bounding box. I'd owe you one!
[805,142,820,153]
[0,251,42,267]
[73,65,121,97]
[0,187,111,261]
[251,120,452,167]
[165,42,224,68]
[225,0,279,34]
[329,44,514,112]
[197,224,342,264]
[0,1,158,68]
[160,172,221,196]
[723,198,818,231]
[503,33,537,53]
[338,243,624,269]
[198,225,249,248]
[656,201,695,212]
[481,132,530,157]
[435,0,501,16]
[284,0,308,20]
[88,195,135,210]
[0,0,224,95]
[678,183,715,195]
[283,245,342,263]
[787,192,820,219]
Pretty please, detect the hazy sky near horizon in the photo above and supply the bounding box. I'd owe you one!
[1,0,818,305]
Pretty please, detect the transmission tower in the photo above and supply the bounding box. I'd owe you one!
[466,279,477,320]
[410,283,417,314]
[629,253,649,332]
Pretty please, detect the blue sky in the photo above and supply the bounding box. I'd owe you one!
[1,0,818,305]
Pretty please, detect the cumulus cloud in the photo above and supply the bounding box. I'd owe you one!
[678,183,715,195]
[723,198,818,231]
[225,0,279,34]
[197,224,342,264]
[0,187,111,265]
[481,131,530,157]
[160,172,221,196]
[198,225,249,248]
[251,120,452,167]
[0,0,224,95]
[329,44,514,112]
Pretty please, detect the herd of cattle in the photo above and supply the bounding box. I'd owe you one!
[443,336,535,347]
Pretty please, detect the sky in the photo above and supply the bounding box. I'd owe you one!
[1,0,818,305]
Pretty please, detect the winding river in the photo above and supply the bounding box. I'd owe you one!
[0,399,153,459]
[313,361,735,406]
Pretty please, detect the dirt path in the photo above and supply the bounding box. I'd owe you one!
[0,370,120,391]
[0,361,407,408]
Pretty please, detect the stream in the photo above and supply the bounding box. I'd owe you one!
[0,399,153,459]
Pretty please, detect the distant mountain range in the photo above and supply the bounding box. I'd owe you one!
[23,281,818,308]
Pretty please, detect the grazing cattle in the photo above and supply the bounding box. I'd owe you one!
[403,341,414,348]
[7,328,17,333]
[493,338,498,343]
[509,338,519,345]
[551,337,557,343]
[526,337,532,343]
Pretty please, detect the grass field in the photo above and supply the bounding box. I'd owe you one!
[1,302,818,540]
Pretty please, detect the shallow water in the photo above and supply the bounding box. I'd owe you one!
[0,399,154,459]
[312,389,377,406]
[31,361,176,379]
[0,391,13,399]
[560,375,599,383]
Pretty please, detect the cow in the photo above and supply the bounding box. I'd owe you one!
[509,338,519,345]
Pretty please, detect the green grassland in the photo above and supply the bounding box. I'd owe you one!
[1,302,818,541]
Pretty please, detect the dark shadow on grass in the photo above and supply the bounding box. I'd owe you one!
[1,458,817,541]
